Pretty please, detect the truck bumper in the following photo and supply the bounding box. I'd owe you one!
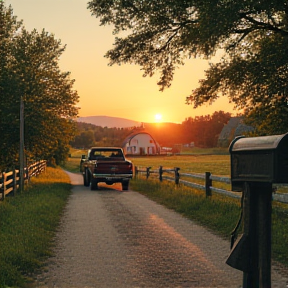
[92,174,133,181]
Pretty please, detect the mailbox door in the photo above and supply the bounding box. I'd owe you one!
[231,151,275,191]
[275,142,288,183]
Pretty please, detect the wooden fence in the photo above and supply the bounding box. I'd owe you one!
[0,160,47,201]
[135,166,288,204]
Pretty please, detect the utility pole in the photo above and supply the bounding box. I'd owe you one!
[19,96,24,192]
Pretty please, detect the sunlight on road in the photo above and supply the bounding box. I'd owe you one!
[148,213,218,271]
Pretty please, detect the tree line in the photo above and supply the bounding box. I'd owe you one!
[71,122,133,149]
[71,111,232,149]
[0,3,79,170]
[142,111,232,148]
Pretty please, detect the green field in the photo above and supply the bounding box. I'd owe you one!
[130,154,231,175]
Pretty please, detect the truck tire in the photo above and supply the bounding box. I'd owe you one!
[90,179,98,190]
[122,180,129,191]
[83,169,90,187]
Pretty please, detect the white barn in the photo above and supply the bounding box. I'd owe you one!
[122,132,160,155]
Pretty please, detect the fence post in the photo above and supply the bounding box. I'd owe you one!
[175,167,180,185]
[134,166,138,179]
[159,166,163,182]
[0,172,4,201]
[38,161,41,175]
[25,164,29,183]
[2,172,6,200]
[146,167,151,179]
[205,172,212,197]
[36,161,39,176]
[12,167,17,196]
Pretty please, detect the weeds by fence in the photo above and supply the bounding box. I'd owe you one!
[0,160,47,200]
[135,166,288,204]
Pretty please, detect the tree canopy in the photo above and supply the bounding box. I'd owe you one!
[0,3,79,169]
[88,0,288,134]
[71,122,133,149]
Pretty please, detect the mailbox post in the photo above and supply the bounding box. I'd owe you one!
[226,133,288,288]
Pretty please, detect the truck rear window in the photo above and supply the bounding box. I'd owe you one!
[90,149,124,161]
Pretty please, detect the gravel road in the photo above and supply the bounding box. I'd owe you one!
[33,171,288,288]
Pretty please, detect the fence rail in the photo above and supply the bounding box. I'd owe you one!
[0,160,47,200]
[135,166,288,204]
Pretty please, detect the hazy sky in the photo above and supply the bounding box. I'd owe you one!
[5,0,237,123]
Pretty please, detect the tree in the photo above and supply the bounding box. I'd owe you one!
[88,0,288,134]
[0,3,79,168]
[0,3,23,168]
[181,111,231,147]
[74,130,96,148]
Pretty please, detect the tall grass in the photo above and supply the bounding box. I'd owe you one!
[62,155,81,173]
[0,167,71,287]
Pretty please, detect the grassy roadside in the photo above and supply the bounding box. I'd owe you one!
[0,167,71,288]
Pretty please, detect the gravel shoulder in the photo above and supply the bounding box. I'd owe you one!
[33,172,288,288]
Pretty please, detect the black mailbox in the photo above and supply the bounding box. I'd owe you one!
[229,133,288,191]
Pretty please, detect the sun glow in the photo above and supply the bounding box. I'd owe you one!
[154,113,162,122]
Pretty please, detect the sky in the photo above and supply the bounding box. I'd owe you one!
[5,0,237,123]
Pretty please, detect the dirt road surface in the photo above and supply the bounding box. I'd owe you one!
[33,171,288,288]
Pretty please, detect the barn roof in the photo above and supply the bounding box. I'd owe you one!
[122,131,160,148]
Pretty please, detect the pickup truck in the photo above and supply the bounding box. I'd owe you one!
[80,147,133,191]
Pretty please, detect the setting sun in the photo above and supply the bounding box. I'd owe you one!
[155,113,162,122]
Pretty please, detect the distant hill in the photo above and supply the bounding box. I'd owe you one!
[77,116,142,128]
